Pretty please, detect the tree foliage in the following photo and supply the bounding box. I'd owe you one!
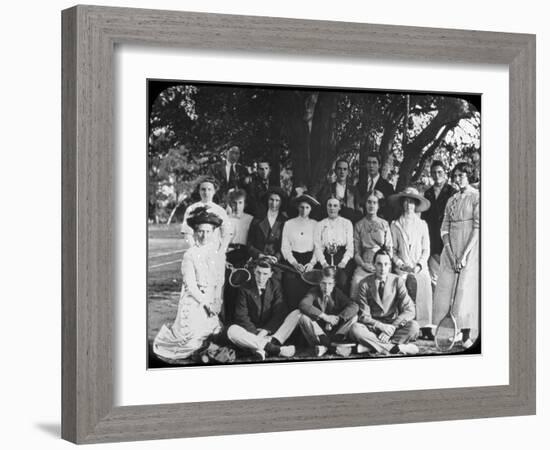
[148,83,480,222]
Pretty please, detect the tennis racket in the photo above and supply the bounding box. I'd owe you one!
[271,261,323,285]
[434,270,461,351]
[225,262,251,287]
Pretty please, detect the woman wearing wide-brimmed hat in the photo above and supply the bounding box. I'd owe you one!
[180,176,231,252]
[388,187,433,327]
[153,206,226,360]
[281,194,320,309]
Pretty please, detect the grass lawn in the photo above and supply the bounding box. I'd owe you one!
[147,224,478,369]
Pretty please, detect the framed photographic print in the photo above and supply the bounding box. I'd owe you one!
[62,5,535,444]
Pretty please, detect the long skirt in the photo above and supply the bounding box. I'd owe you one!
[395,267,433,327]
[433,221,479,341]
[153,287,222,360]
[283,251,314,310]
[323,246,354,295]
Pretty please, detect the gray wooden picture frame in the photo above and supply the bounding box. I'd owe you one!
[61,5,536,444]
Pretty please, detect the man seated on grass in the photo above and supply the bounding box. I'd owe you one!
[350,249,420,355]
[298,267,359,357]
[227,259,301,360]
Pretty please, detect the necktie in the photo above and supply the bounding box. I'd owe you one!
[378,280,385,300]
[368,178,373,193]
[229,164,236,184]
[322,294,330,312]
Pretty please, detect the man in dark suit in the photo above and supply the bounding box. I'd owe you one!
[316,158,362,223]
[350,249,419,355]
[421,160,457,287]
[247,187,287,264]
[208,146,249,198]
[359,153,395,220]
[227,260,300,360]
[298,267,359,356]
[246,160,275,216]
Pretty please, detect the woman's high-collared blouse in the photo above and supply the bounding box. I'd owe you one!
[281,217,318,265]
[314,216,354,266]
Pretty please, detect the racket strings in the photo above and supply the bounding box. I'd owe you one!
[228,268,251,287]
[435,317,458,351]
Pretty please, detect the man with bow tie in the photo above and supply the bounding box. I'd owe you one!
[298,267,359,357]
[350,248,420,355]
[226,259,301,360]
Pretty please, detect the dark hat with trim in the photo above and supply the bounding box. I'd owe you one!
[186,206,223,229]
[292,194,320,208]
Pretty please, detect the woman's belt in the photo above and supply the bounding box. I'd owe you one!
[291,250,314,265]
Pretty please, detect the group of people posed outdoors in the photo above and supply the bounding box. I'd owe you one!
[152,145,480,362]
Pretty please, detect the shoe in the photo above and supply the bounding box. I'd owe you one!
[264,342,281,357]
[397,343,419,355]
[333,343,355,357]
[315,345,328,357]
[279,345,296,358]
[253,349,266,361]
[356,344,370,354]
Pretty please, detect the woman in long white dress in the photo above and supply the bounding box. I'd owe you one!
[388,187,432,327]
[153,207,226,360]
[433,162,480,343]
[180,177,231,252]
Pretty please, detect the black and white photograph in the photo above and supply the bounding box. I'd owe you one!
[146,80,481,368]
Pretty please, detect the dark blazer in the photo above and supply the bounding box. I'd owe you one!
[299,286,359,322]
[208,161,249,195]
[245,176,273,216]
[421,182,457,255]
[317,182,362,223]
[247,212,287,261]
[359,176,395,221]
[233,278,287,334]
[356,273,415,327]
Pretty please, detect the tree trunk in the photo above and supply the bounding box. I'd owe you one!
[379,120,401,180]
[358,134,376,188]
[280,91,311,188]
[396,113,462,190]
[309,92,338,194]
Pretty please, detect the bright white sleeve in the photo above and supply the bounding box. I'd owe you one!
[281,221,296,264]
[341,218,354,265]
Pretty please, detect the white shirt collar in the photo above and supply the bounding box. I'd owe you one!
[368,173,380,188]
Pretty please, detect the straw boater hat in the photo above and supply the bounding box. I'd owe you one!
[292,194,320,208]
[388,187,431,213]
[186,206,223,229]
